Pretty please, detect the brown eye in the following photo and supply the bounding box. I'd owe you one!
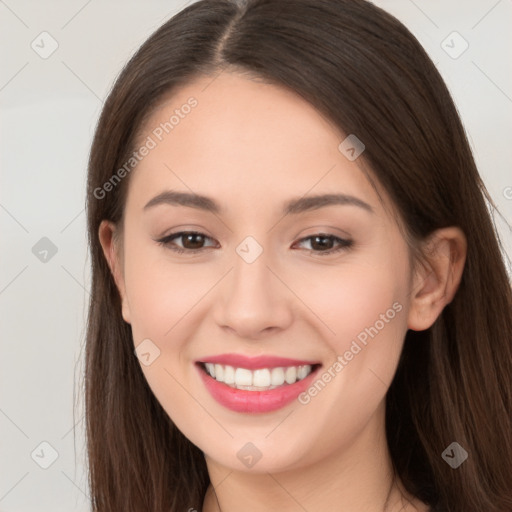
[156,231,216,253]
[294,234,353,256]
[178,232,207,249]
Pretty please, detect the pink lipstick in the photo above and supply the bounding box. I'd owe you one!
[195,353,321,413]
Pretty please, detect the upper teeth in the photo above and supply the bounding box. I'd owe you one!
[204,363,313,390]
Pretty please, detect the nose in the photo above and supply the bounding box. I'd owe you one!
[212,242,294,340]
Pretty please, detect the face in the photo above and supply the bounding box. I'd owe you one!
[103,71,419,474]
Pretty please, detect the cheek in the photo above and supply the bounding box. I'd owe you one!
[290,250,410,426]
[284,265,409,458]
[295,260,407,353]
[122,244,221,414]
[122,246,217,435]
[122,232,214,342]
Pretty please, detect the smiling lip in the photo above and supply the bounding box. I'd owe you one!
[197,353,320,369]
[195,353,322,413]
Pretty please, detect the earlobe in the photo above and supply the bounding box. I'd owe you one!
[407,227,467,332]
[98,220,131,324]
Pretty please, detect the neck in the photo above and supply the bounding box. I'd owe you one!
[201,403,428,512]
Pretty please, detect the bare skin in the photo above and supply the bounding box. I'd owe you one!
[99,71,466,512]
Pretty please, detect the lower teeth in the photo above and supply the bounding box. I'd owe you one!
[223,382,288,391]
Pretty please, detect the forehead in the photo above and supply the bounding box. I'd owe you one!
[126,71,388,218]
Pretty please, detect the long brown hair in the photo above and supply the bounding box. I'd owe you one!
[83,0,512,510]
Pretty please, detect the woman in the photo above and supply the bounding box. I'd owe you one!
[84,0,512,510]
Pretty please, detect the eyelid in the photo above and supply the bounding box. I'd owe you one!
[157,230,218,250]
[293,233,353,256]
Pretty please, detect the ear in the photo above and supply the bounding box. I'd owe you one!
[407,227,467,331]
[98,220,131,324]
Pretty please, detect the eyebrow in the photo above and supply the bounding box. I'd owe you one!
[143,190,374,215]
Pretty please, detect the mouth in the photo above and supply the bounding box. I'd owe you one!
[197,361,321,391]
[195,356,322,413]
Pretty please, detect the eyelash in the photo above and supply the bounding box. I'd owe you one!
[156,231,353,256]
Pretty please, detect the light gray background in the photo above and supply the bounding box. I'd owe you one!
[1,1,511,510]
